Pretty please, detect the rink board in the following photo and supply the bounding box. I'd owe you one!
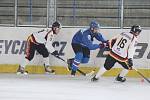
[0,64,150,78]
[0,27,149,77]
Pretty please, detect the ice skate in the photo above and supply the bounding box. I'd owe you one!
[16,65,28,75]
[115,74,126,82]
[67,58,74,70]
[91,75,99,82]
[44,67,55,74]
[71,70,76,77]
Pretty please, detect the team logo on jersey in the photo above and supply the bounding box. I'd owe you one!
[117,47,120,51]
[87,35,91,41]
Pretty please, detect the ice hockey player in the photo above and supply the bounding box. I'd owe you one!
[17,21,61,75]
[67,21,109,76]
[91,25,142,82]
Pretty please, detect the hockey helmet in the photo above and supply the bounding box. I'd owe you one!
[130,25,142,33]
[52,21,61,28]
[89,21,100,29]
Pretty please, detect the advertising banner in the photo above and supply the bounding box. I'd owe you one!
[0,27,149,68]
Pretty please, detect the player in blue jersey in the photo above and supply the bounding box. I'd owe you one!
[67,21,109,76]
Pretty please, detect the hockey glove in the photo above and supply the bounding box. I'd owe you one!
[106,40,109,47]
[105,40,110,49]
[51,51,59,56]
[128,58,133,69]
[99,43,107,49]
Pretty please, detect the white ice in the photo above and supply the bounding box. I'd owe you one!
[0,74,149,100]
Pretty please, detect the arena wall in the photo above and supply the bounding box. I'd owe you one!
[0,27,149,77]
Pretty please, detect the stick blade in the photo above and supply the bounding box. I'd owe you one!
[85,70,95,77]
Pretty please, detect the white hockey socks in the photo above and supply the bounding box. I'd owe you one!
[95,67,107,78]
[119,69,129,77]
[43,57,50,67]
[20,58,29,68]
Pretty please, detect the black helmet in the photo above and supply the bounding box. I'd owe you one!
[130,25,142,33]
[52,21,61,28]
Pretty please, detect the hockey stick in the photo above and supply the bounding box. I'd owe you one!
[134,68,150,83]
[52,54,95,76]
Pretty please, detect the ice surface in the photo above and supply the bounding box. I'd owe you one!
[0,74,149,100]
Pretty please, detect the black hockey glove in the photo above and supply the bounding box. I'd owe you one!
[105,40,110,49]
[106,40,109,47]
[99,43,107,49]
[51,51,59,56]
[128,58,133,69]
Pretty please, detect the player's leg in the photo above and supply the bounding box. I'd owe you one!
[37,44,55,74]
[67,44,83,76]
[91,55,116,81]
[17,42,35,74]
[115,61,129,82]
[67,43,75,70]
[71,45,91,76]
[17,58,30,74]
[81,46,90,63]
[71,52,83,76]
[67,58,74,70]
[67,43,81,71]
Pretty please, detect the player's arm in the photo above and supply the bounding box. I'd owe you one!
[94,33,112,49]
[128,36,137,59]
[45,33,59,56]
[127,37,137,69]
[108,34,121,49]
[82,34,103,50]
[94,33,107,43]
[45,33,55,53]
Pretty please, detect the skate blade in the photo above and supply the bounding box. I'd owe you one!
[16,71,28,75]
[45,72,55,75]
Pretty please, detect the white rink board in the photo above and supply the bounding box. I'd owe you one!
[0,27,149,68]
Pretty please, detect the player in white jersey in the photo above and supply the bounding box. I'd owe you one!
[91,25,142,82]
[17,21,61,75]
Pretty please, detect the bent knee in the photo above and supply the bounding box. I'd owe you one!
[81,58,89,63]
[104,64,112,70]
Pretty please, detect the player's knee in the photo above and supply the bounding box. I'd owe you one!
[81,58,89,63]
[104,64,112,70]
[75,52,83,62]
[42,52,49,58]
[25,56,33,61]
[104,66,111,70]
[104,61,114,70]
